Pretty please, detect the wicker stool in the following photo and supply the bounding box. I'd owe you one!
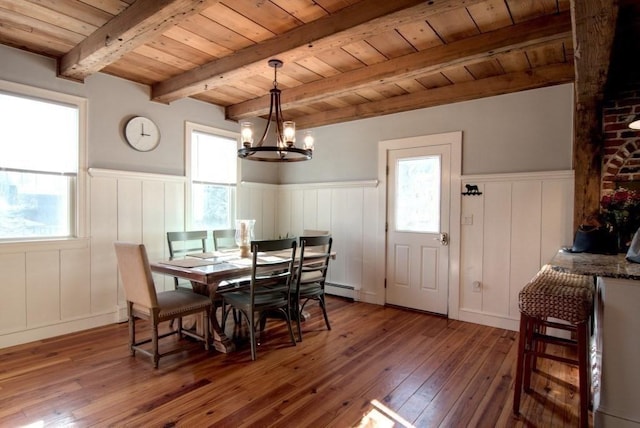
[513,265,594,428]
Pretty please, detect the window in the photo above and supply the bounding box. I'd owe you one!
[186,122,238,230]
[395,155,441,233]
[0,81,86,241]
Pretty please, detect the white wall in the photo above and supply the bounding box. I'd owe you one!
[280,83,574,183]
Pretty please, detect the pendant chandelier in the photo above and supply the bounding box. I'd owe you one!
[238,59,314,162]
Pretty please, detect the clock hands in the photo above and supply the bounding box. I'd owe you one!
[140,123,150,137]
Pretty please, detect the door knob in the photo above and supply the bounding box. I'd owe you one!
[434,232,449,246]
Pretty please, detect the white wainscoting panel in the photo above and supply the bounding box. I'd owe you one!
[459,171,574,330]
[0,253,27,334]
[242,181,379,301]
[90,175,118,314]
[61,246,91,320]
[1,168,572,349]
[26,250,60,327]
[92,169,187,316]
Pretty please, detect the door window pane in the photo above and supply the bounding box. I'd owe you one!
[395,155,440,233]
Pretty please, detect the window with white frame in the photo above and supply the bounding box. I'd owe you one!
[0,81,85,240]
[186,123,238,230]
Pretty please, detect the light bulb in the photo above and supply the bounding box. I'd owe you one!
[303,131,314,150]
[240,122,253,147]
[283,121,296,144]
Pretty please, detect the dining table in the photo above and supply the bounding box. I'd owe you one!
[150,248,332,353]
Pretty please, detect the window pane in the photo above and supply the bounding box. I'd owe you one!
[192,131,236,184]
[0,85,80,241]
[189,126,238,230]
[395,155,440,233]
[0,170,72,239]
[191,183,234,230]
[0,92,78,173]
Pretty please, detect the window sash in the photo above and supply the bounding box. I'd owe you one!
[0,80,85,242]
[186,122,240,231]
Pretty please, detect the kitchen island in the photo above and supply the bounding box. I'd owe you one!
[550,250,640,427]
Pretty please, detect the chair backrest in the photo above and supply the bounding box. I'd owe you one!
[297,235,333,286]
[213,229,237,251]
[167,230,208,259]
[114,242,158,308]
[301,230,331,253]
[302,229,329,236]
[250,238,297,297]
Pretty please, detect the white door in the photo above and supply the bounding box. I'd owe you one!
[385,143,452,315]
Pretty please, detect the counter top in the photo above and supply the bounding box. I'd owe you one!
[550,250,640,280]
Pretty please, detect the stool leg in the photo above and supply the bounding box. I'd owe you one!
[513,314,528,415]
[532,318,546,371]
[577,321,589,428]
[524,316,536,392]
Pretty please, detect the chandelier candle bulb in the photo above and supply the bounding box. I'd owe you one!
[283,121,295,145]
[303,131,314,150]
[241,122,253,147]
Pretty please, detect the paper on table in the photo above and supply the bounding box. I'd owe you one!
[159,259,222,268]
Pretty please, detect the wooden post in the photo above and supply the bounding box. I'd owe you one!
[570,0,618,229]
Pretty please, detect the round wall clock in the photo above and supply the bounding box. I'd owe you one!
[124,116,160,152]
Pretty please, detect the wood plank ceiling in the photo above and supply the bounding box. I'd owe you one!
[0,0,578,129]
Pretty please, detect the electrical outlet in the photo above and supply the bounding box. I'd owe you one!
[472,281,482,292]
[461,215,473,225]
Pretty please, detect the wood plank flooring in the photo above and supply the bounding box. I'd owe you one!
[0,296,590,427]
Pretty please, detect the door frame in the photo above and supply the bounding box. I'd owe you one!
[377,131,462,319]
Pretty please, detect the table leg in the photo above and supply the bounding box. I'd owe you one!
[191,281,235,354]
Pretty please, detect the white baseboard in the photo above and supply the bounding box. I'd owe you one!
[0,312,119,349]
[458,308,519,331]
[326,283,354,299]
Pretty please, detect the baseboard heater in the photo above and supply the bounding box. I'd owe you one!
[325,282,354,299]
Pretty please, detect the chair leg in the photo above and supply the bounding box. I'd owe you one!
[513,314,528,415]
[152,321,159,369]
[203,309,211,351]
[295,299,303,342]
[249,311,257,361]
[128,302,136,356]
[318,295,331,330]
[282,307,297,347]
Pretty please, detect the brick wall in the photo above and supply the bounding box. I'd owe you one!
[602,89,640,192]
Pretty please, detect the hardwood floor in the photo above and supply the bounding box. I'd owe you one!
[0,296,590,427]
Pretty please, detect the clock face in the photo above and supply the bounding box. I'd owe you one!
[124,116,160,151]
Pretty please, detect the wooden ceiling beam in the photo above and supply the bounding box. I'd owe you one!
[227,12,572,121]
[151,0,486,104]
[293,63,575,129]
[58,0,219,81]
[570,0,618,229]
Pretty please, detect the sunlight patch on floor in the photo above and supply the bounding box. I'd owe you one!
[355,399,415,428]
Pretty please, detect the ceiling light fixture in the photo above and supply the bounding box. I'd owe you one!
[238,59,313,162]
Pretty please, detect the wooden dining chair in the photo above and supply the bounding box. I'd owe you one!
[221,238,298,360]
[114,242,211,368]
[166,230,208,289]
[294,235,333,341]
